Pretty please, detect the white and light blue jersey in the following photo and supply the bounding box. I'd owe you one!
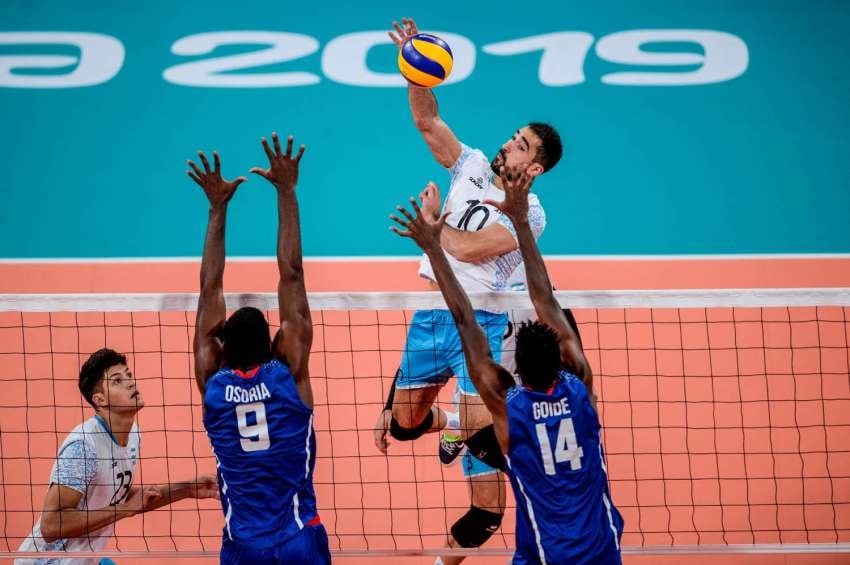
[203,359,319,549]
[16,416,140,565]
[418,143,546,293]
[504,373,624,565]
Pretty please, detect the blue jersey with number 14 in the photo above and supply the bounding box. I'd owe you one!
[203,359,318,549]
[504,372,624,565]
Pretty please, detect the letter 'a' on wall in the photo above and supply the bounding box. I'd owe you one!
[595,29,749,86]
[163,31,321,87]
[321,31,475,87]
[0,32,124,88]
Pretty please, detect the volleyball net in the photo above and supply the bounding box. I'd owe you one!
[2,289,850,559]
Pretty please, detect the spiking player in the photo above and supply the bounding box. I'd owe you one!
[16,348,218,565]
[390,166,623,564]
[385,16,564,553]
[189,135,330,564]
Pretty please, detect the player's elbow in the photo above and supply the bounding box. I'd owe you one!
[413,115,438,133]
[40,512,61,542]
[277,262,305,285]
[447,243,488,263]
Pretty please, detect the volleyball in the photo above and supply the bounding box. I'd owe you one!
[397,33,453,88]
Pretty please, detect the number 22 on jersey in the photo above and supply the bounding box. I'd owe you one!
[536,417,584,475]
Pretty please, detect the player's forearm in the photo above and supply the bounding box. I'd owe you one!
[41,506,133,543]
[199,208,227,294]
[441,227,487,262]
[143,480,199,511]
[276,191,310,319]
[513,219,561,325]
[408,85,439,129]
[425,243,491,367]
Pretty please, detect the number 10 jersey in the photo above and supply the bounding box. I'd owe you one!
[417,143,547,294]
[203,359,318,549]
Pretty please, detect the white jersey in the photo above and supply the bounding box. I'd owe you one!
[418,143,546,294]
[17,415,140,565]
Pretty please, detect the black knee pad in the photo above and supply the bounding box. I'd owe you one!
[465,425,506,472]
[389,409,434,441]
[450,506,503,548]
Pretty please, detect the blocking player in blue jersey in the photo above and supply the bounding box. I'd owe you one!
[389,166,624,565]
[188,134,331,564]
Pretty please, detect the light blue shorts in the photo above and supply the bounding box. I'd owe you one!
[462,449,499,477]
[397,309,508,396]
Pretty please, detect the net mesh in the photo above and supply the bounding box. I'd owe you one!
[1,290,849,557]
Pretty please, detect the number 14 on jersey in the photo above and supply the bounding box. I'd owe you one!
[536,417,584,475]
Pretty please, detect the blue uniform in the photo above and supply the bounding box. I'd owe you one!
[203,359,330,564]
[504,373,624,565]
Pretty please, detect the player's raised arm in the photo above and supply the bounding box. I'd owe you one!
[390,195,514,450]
[485,166,593,394]
[250,132,314,407]
[389,17,462,169]
[188,151,246,394]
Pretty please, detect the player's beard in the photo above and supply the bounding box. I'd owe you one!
[490,149,506,175]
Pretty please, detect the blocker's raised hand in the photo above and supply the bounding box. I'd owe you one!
[390,196,449,252]
[187,151,246,209]
[249,132,305,193]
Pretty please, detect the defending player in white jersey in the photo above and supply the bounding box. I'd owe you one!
[390,165,623,564]
[17,348,218,565]
[383,16,564,556]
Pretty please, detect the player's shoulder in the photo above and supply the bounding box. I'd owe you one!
[505,385,526,406]
[557,372,590,401]
[450,142,488,175]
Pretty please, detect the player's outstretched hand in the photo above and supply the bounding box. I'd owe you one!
[193,474,220,500]
[187,151,246,209]
[249,132,305,193]
[484,165,532,223]
[389,17,419,49]
[390,196,449,252]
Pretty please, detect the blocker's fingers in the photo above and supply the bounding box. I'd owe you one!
[213,151,221,174]
[198,151,211,174]
[285,135,294,158]
[409,196,423,216]
[187,171,202,186]
[390,214,410,229]
[294,145,305,163]
[396,204,416,223]
[390,226,412,238]
[188,160,203,178]
[272,132,282,155]
[261,137,274,162]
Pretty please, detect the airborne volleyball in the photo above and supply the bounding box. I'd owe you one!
[397,33,454,87]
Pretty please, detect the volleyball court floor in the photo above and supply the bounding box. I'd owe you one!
[1,257,849,564]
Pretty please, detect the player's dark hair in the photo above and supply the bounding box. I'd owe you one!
[222,307,272,370]
[514,321,561,390]
[79,348,126,407]
[527,122,563,173]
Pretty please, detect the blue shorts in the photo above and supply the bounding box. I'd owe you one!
[220,524,331,565]
[397,309,508,395]
[512,542,622,565]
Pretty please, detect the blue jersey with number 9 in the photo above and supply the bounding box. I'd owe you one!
[204,359,318,549]
[504,372,624,565]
